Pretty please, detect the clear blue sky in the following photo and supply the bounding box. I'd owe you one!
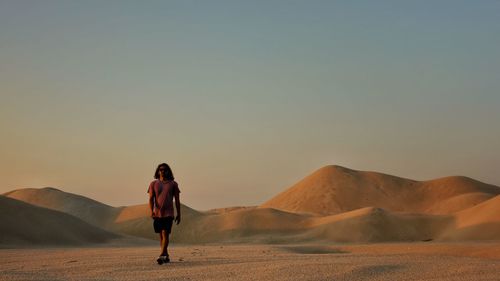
[1,1,499,210]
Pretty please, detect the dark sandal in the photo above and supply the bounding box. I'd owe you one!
[157,255,170,264]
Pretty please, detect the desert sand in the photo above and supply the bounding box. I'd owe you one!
[1,243,499,281]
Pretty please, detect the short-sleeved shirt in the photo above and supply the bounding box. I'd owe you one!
[147,179,180,218]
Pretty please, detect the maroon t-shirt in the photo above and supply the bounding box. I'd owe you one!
[147,179,180,218]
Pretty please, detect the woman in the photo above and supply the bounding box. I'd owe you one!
[147,162,181,264]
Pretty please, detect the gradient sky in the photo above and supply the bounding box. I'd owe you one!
[1,1,499,210]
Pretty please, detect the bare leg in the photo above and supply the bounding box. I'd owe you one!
[159,231,164,256]
[160,229,169,257]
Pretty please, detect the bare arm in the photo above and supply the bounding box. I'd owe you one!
[174,192,181,224]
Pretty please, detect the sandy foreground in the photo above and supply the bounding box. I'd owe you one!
[1,242,499,281]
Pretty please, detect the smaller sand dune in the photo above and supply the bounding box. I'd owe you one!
[0,196,118,246]
[3,187,119,228]
[188,207,311,243]
[424,192,496,214]
[304,207,451,242]
[454,195,500,227]
[440,195,500,241]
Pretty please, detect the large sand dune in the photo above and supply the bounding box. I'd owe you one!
[260,165,500,215]
[0,196,118,246]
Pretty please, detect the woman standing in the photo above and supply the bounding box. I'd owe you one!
[148,163,181,264]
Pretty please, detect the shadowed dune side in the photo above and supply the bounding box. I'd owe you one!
[260,165,500,216]
[0,196,119,246]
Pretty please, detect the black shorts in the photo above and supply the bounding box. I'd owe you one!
[153,217,174,234]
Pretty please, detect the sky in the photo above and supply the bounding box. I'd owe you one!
[1,1,499,210]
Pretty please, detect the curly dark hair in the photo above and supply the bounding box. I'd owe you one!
[154,163,175,180]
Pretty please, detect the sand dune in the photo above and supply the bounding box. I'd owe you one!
[260,165,500,216]
[3,165,499,246]
[0,196,118,246]
[3,187,119,228]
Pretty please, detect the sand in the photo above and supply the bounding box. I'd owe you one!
[2,165,500,280]
[1,243,499,281]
